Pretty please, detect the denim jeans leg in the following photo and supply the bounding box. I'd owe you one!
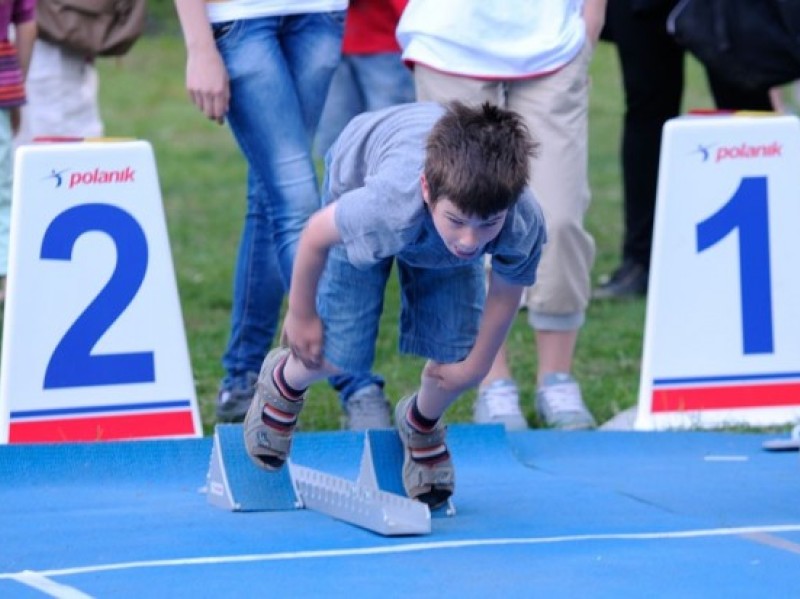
[221,172,284,389]
[351,52,415,111]
[314,58,363,161]
[214,13,344,388]
[329,373,386,405]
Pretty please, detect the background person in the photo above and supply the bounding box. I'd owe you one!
[397,0,605,431]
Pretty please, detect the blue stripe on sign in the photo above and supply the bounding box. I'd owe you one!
[10,400,192,419]
[653,371,800,387]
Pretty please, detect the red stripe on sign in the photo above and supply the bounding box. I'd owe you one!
[652,382,800,413]
[8,411,197,443]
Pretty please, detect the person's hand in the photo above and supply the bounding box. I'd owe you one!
[422,360,482,395]
[281,309,324,370]
[185,44,229,124]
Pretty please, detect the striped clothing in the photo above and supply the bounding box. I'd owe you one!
[0,0,36,108]
[0,41,24,108]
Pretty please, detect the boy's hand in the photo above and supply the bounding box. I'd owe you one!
[423,360,482,395]
[281,310,324,369]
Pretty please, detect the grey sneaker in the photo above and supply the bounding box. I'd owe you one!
[243,348,305,471]
[473,378,528,431]
[394,395,455,509]
[216,371,258,423]
[343,384,391,430]
[535,373,596,430]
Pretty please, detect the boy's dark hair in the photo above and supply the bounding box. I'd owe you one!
[424,101,538,218]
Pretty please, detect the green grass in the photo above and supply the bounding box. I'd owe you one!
[91,35,720,434]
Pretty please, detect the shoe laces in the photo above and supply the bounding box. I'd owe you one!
[348,396,385,417]
[347,386,388,416]
[540,382,584,414]
[481,382,522,416]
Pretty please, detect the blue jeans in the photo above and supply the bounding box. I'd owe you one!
[314,52,415,160]
[212,13,345,391]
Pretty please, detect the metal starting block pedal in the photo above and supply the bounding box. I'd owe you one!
[205,424,447,535]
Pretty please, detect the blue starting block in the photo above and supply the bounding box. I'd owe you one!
[204,424,452,535]
[206,424,298,511]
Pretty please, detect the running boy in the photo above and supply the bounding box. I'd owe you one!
[244,101,545,509]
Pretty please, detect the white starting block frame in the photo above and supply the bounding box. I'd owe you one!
[636,113,800,430]
[206,425,454,536]
[0,140,201,443]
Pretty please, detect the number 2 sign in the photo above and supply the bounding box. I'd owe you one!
[636,114,800,430]
[0,141,201,443]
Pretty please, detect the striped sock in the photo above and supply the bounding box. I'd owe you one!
[272,356,306,400]
[260,356,304,431]
[406,396,450,466]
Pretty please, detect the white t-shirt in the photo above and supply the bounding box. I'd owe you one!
[206,0,347,24]
[396,0,587,79]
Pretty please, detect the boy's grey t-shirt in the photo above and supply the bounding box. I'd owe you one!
[327,102,545,286]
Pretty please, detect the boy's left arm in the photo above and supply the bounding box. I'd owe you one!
[425,269,522,393]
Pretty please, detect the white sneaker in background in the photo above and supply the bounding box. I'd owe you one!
[473,378,527,431]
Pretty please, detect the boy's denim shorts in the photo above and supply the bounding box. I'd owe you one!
[318,245,486,373]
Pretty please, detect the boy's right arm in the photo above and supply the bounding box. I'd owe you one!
[173,0,229,124]
[283,204,343,368]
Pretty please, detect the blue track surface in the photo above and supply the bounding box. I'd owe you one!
[1,425,799,597]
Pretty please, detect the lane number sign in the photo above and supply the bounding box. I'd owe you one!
[636,114,800,430]
[0,141,200,442]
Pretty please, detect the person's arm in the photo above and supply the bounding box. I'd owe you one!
[173,0,229,123]
[283,203,343,368]
[463,269,523,380]
[583,0,607,47]
[14,20,35,78]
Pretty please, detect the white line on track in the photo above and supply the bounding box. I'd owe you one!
[3,523,800,581]
[9,571,93,598]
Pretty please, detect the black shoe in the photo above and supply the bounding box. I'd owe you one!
[216,371,258,423]
[593,261,648,299]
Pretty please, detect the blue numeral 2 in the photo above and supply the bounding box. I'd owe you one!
[41,203,155,388]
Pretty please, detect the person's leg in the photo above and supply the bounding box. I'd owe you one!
[392,258,484,507]
[706,71,773,111]
[15,39,104,144]
[327,53,415,425]
[413,66,528,428]
[594,0,684,298]
[313,56,363,162]
[218,171,284,421]
[283,16,393,424]
[244,244,389,469]
[212,14,343,420]
[508,42,596,429]
[351,52,415,111]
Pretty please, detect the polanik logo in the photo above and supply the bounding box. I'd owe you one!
[693,141,782,163]
[45,166,137,188]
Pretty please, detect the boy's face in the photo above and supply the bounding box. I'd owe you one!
[422,175,507,260]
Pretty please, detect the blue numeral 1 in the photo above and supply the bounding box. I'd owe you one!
[696,176,774,354]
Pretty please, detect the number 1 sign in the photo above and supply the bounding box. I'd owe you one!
[0,140,201,443]
[635,114,800,430]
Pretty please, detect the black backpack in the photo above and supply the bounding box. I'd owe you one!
[668,0,800,91]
